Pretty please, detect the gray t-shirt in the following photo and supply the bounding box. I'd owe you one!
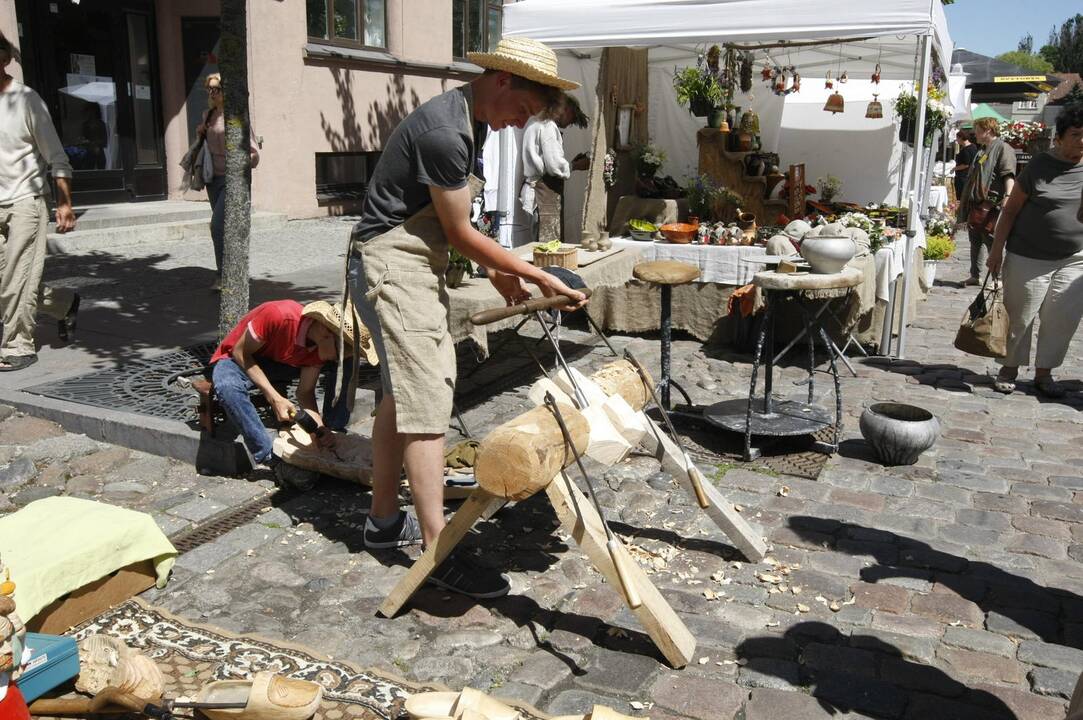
[351,86,477,244]
[1007,151,1083,261]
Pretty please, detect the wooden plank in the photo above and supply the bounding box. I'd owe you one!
[545,476,696,668]
[640,417,767,562]
[28,560,156,634]
[378,489,495,618]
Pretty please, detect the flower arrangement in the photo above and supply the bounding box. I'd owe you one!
[633,142,666,178]
[838,211,885,252]
[817,175,843,203]
[602,149,617,189]
[998,120,1046,149]
[924,234,955,261]
[925,214,955,238]
[684,174,743,222]
[892,85,951,145]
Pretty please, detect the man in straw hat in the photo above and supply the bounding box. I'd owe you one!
[209,299,370,481]
[347,37,586,598]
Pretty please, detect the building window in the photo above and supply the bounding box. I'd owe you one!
[307,0,386,49]
[315,151,381,205]
[1015,100,1038,111]
[453,0,502,59]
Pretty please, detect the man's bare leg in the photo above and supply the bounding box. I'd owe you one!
[369,393,406,520]
[402,434,447,546]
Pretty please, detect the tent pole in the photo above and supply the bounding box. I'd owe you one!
[896,33,932,360]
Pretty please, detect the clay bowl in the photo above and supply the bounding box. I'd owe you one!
[659,222,697,244]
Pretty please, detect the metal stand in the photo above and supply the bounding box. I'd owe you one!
[771,291,859,377]
[658,284,691,409]
[705,289,841,461]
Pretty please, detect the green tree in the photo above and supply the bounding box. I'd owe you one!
[1039,44,1061,69]
[1018,34,1034,55]
[1056,82,1083,106]
[995,51,1055,74]
[217,0,253,340]
[1046,14,1083,74]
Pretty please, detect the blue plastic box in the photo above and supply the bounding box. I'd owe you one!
[17,633,80,703]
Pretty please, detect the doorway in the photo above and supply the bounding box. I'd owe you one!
[21,0,166,204]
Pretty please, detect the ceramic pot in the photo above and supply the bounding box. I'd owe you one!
[736,211,757,244]
[707,108,726,129]
[736,132,754,152]
[446,265,468,289]
[923,259,937,288]
[783,219,812,240]
[799,234,855,274]
[859,403,940,466]
[745,156,765,177]
[597,231,613,251]
[689,97,711,118]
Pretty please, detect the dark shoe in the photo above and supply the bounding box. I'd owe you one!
[427,553,510,599]
[964,276,980,286]
[1034,376,1066,399]
[270,457,319,491]
[363,511,422,549]
[0,355,38,372]
[58,292,80,342]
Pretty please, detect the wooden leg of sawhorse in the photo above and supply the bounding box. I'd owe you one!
[639,416,767,563]
[545,476,696,669]
[378,489,496,618]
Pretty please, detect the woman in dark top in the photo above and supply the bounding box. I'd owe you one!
[987,104,1083,396]
[953,129,978,200]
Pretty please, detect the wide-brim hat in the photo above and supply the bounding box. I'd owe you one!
[302,300,380,366]
[468,37,580,91]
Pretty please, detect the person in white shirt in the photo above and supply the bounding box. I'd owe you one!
[520,93,589,243]
[0,33,79,372]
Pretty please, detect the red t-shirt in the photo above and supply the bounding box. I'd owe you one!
[210,300,324,367]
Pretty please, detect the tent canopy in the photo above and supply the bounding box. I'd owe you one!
[505,0,953,82]
[970,103,1008,123]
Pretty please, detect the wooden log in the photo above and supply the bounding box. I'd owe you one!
[590,359,649,411]
[474,401,590,500]
[545,476,696,668]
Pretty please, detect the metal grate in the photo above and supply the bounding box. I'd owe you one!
[24,343,217,422]
[170,491,289,554]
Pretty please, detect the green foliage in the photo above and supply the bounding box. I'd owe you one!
[1058,82,1083,107]
[683,175,742,222]
[924,234,956,261]
[448,247,473,271]
[672,66,724,110]
[1039,44,1061,69]
[633,142,666,177]
[817,175,843,202]
[1046,13,1083,74]
[995,51,1054,74]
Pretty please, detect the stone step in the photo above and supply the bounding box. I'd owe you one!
[47,211,289,253]
[64,201,213,231]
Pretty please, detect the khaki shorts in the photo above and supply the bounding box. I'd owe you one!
[347,213,455,435]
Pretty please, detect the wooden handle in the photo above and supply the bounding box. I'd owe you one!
[687,464,711,509]
[28,698,100,715]
[470,288,592,326]
[607,538,642,609]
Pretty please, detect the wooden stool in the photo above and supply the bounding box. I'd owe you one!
[632,260,700,408]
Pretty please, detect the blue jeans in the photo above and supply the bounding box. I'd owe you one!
[207,176,226,274]
[211,358,352,464]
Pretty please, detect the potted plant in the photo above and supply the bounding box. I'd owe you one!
[673,45,730,124]
[446,247,473,289]
[633,142,666,179]
[683,175,743,222]
[892,85,950,147]
[817,175,843,203]
[923,217,955,287]
[998,120,1046,151]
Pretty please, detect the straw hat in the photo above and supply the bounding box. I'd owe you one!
[302,300,380,366]
[468,37,579,91]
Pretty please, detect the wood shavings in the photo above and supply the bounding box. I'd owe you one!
[796,603,810,613]
[777,486,790,497]
[756,572,783,584]
[606,627,630,638]
[698,657,710,664]
[703,589,720,601]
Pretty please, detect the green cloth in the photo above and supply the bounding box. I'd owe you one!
[971,104,1008,123]
[0,496,176,623]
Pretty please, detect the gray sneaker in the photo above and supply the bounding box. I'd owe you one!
[363,511,422,548]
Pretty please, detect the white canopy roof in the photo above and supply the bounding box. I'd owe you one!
[505,0,953,82]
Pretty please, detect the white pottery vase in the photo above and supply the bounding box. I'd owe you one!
[923,259,937,288]
[800,234,856,274]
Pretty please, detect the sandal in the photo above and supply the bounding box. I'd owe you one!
[992,368,1017,394]
[195,671,323,720]
[1034,375,1066,398]
[0,355,37,372]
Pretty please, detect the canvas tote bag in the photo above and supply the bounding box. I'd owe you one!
[953,273,1009,358]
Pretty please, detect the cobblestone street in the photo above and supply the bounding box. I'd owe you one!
[3,234,1083,719]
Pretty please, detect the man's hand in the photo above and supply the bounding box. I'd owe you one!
[571,153,591,172]
[533,272,588,312]
[55,204,76,233]
[271,396,295,424]
[489,270,531,306]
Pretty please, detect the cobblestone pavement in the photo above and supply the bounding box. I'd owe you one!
[4,233,1083,719]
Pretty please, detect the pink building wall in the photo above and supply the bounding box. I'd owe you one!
[155,0,470,219]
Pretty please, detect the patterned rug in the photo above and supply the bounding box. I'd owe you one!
[64,598,550,720]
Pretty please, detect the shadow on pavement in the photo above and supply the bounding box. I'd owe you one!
[736,621,1018,719]
[789,516,1082,649]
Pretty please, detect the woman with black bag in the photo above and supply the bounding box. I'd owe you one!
[959,117,1017,286]
[986,104,1083,396]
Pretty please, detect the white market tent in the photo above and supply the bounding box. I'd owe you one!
[502,0,955,358]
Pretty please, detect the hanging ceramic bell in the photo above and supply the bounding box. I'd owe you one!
[871,63,882,84]
[824,91,845,114]
[866,94,883,119]
[824,70,833,90]
[840,70,849,83]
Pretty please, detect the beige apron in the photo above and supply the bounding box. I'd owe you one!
[343,90,483,435]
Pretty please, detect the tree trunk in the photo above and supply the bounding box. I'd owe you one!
[217,0,253,340]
